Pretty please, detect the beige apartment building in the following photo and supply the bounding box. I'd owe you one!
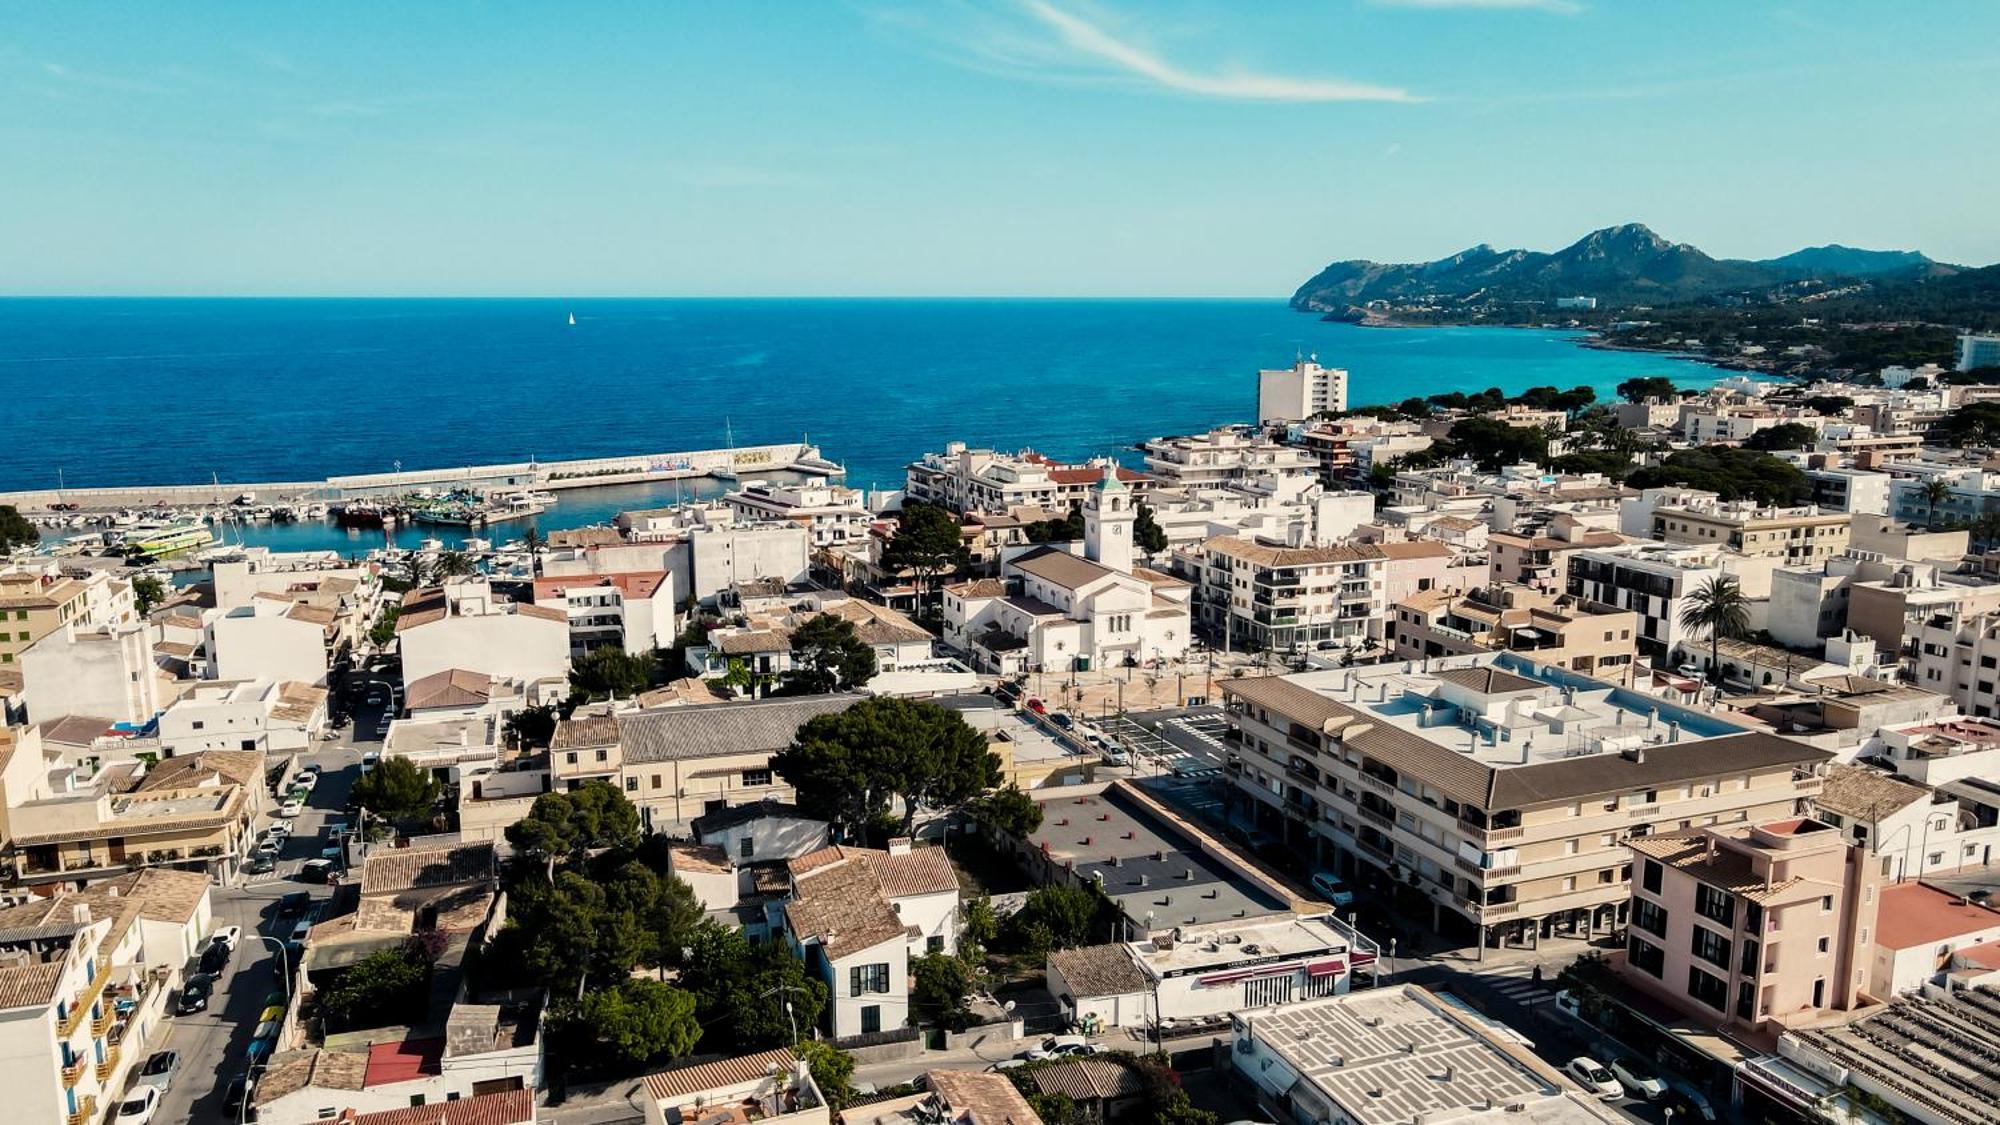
[0,570,90,667]
[550,694,859,832]
[1621,819,1881,1039]
[1221,653,1827,955]
[1486,519,1624,595]
[1190,537,1386,653]
[1651,502,1852,564]
[1390,584,1639,685]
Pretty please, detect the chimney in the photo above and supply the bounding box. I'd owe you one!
[1668,721,1681,743]
[886,837,912,856]
[71,904,91,926]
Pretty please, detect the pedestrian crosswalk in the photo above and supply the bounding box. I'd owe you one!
[1469,962,1555,1007]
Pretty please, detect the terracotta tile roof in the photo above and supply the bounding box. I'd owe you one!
[1010,547,1116,592]
[1375,540,1454,560]
[273,681,328,723]
[786,853,912,960]
[253,1049,369,1105]
[365,1037,444,1086]
[1048,944,1146,998]
[551,716,620,750]
[1200,536,1385,568]
[716,629,792,655]
[1874,883,2000,951]
[1022,1057,1146,1103]
[873,848,958,898]
[285,602,338,627]
[405,668,495,712]
[943,578,1007,599]
[351,1089,535,1125]
[617,694,858,764]
[1130,567,1189,589]
[35,714,118,746]
[0,961,64,1010]
[669,843,732,875]
[360,842,495,895]
[1626,832,1806,904]
[642,1047,795,1102]
[136,749,263,793]
[516,603,569,624]
[817,601,932,646]
[927,1069,1045,1125]
[1816,764,1929,822]
[1431,665,1542,695]
[638,677,730,708]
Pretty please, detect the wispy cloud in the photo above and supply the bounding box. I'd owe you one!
[40,60,175,96]
[1373,0,1583,13]
[870,0,1418,104]
[1021,0,1416,102]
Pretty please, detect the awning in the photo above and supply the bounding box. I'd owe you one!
[1306,957,1347,978]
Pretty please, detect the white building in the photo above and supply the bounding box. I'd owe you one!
[396,579,570,689]
[19,623,160,726]
[532,570,676,657]
[1232,986,1619,1125]
[638,1049,827,1125]
[1958,332,2000,372]
[942,470,1191,675]
[1813,763,2000,882]
[1189,536,1386,653]
[206,595,336,685]
[1141,428,1320,493]
[1554,296,1598,311]
[1566,542,1774,664]
[781,841,959,1039]
[156,678,326,757]
[724,480,874,549]
[566,506,813,609]
[1257,357,1349,424]
[1804,468,1891,516]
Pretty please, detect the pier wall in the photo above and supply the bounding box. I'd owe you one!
[2,443,823,511]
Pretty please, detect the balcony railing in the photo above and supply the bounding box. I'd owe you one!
[57,972,108,1040]
[1357,835,1394,860]
[1357,805,1395,830]
[1357,772,1396,797]
[66,1096,96,1125]
[1454,854,1486,877]
[60,1056,86,1087]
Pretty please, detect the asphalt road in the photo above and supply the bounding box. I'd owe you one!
[155,743,365,1124]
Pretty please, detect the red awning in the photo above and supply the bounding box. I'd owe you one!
[1306,957,1347,978]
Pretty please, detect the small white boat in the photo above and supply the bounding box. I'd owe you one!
[462,537,492,553]
[567,312,577,327]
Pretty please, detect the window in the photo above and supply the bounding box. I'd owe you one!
[1691,925,1732,969]
[1687,966,1728,1012]
[624,777,637,793]
[1817,936,1830,954]
[651,774,662,789]
[565,752,577,765]
[849,963,890,996]
[927,935,945,954]
[1627,935,1665,977]
[741,769,773,787]
[740,837,755,858]
[1820,895,1833,913]
[861,1005,882,1034]
[594,749,608,762]
[1641,859,1663,894]
[1812,979,1826,1008]
[1741,938,1761,976]
[1737,981,1758,1021]
[1695,883,1735,927]
[1633,899,1668,937]
[192,720,205,730]
[1745,902,1764,932]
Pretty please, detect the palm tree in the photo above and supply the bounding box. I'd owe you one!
[522,527,546,577]
[1920,479,1953,530]
[1974,511,2000,553]
[434,549,478,579]
[1678,575,1752,686]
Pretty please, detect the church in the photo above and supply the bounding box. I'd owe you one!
[941,466,1193,676]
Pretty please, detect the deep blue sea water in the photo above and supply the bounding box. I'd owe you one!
[1,298,1709,554]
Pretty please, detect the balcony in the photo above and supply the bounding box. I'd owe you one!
[1357,772,1397,797]
[1357,835,1394,860]
[1357,804,1395,830]
[57,973,108,1040]
[66,1097,96,1125]
[91,1006,112,1036]
[94,1038,121,1083]
[1454,854,1486,878]
[1487,826,1524,843]
[61,1056,86,1087]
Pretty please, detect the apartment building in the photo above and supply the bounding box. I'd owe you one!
[19,623,161,726]
[1566,543,1735,663]
[1257,356,1348,424]
[723,480,874,549]
[1620,818,1879,1038]
[0,570,99,668]
[1190,537,1385,653]
[1804,468,1891,516]
[1650,500,1851,564]
[1141,427,1320,492]
[1222,653,1827,954]
[1906,609,2000,716]
[1486,517,1625,595]
[207,595,339,685]
[530,570,675,657]
[1812,762,2000,881]
[1390,584,1638,684]
[904,443,1152,515]
[0,874,206,1125]
[396,579,570,689]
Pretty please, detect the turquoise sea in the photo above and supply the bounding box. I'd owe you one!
[0,298,1709,553]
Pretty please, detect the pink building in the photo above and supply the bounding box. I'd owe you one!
[1622,818,1882,1041]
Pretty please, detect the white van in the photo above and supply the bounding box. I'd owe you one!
[1310,871,1356,907]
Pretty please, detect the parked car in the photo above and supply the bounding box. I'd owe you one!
[319,845,344,862]
[1310,871,1357,908]
[252,840,282,860]
[254,1018,280,1040]
[1104,749,1131,767]
[177,975,213,1015]
[265,822,293,839]
[1566,1057,1623,1099]
[136,1049,179,1090]
[115,1086,162,1124]
[290,915,315,942]
[277,800,304,818]
[1050,712,1074,729]
[361,750,381,766]
[988,1058,1028,1072]
[224,1074,255,1119]
[198,941,231,975]
[1610,1058,1667,1100]
[1025,698,1046,715]
[277,891,312,916]
[298,859,338,884]
[244,855,276,875]
[209,925,243,952]
[1024,1035,1101,1060]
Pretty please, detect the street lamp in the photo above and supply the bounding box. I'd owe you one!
[259,935,293,999]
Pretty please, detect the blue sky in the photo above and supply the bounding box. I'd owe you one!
[3,1,1996,296]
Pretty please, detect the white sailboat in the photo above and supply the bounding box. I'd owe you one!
[567,312,577,327]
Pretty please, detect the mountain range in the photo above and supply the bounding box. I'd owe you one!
[1289,223,1964,314]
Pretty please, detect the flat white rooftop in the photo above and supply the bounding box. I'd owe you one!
[1276,652,1746,770]
[1133,914,1352,978]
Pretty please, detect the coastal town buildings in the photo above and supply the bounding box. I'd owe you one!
[904,443,1152,516]
[1222,652,1829,952]
[722,480,874,549]
[1649,499,1852,564]
[1957,332,2000,371]
[0,565,135,668]
[1141,427,1320,493]
[781,840,960,1038]
[1187,538,1385,654]
[530,570,676,657]
[1257,356,1349,424]
[1389,583,1639,683]
[206,594,341,686]
[1486,516,1625,595]
[18,622,161,726]
[155,678,325,757]
[636,1049,828,1125]
[1565,542,1776,663]
[396,579,570,689]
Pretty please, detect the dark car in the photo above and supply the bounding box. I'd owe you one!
[277,891,312,916]
[177,975,213,1015]
[198,940,230,974]
[243,855,275,875]
[297,859,338,885]
[224,1074,255,1119]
